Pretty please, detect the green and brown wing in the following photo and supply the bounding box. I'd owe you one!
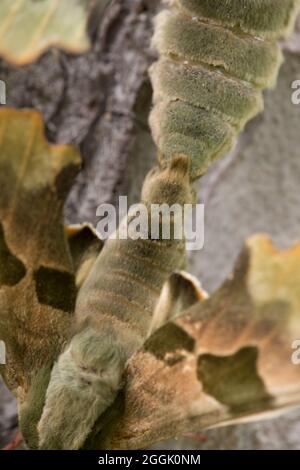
[0,108,102,447]
[94,235,300,449]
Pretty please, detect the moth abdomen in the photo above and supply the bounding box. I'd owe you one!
[150,1,300,179]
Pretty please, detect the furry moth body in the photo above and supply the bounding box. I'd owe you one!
[150,0,300,179]
[38,156,193,450]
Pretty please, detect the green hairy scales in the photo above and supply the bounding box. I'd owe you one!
[177,0,299,38]
[36,0,300,450]
[38,157,191,450]
[150,0,300,179]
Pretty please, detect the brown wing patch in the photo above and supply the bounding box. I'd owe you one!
[144,322,195,365]
[0,222,26,286]
[33,266,76,313]
[0,108,81,448]
[197,347,272,413]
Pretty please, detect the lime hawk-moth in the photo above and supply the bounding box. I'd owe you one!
[37,0,300,450]
[38,157,193,449]
[0,111,191,449]
[4,0,299,449]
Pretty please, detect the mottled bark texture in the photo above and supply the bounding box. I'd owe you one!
[0,0,160,225]
[0,0,300,450]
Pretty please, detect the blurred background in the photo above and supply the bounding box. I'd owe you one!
[0,0,300,449]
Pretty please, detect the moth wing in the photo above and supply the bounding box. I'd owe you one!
[94,235,300,449]
[0,109,91,447]
[148,270,207,335]
[65,224,103,290]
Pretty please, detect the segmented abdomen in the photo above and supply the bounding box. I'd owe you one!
[150,0,300,180]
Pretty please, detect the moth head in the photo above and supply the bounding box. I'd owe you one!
[141,154,195,207]
[37,327,125,449]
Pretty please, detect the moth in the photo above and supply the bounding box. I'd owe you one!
[0,110,193,450]
[1,0,300,452]
[37,156,195,449]
[150,0,300,179]
[36,0,300,449]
